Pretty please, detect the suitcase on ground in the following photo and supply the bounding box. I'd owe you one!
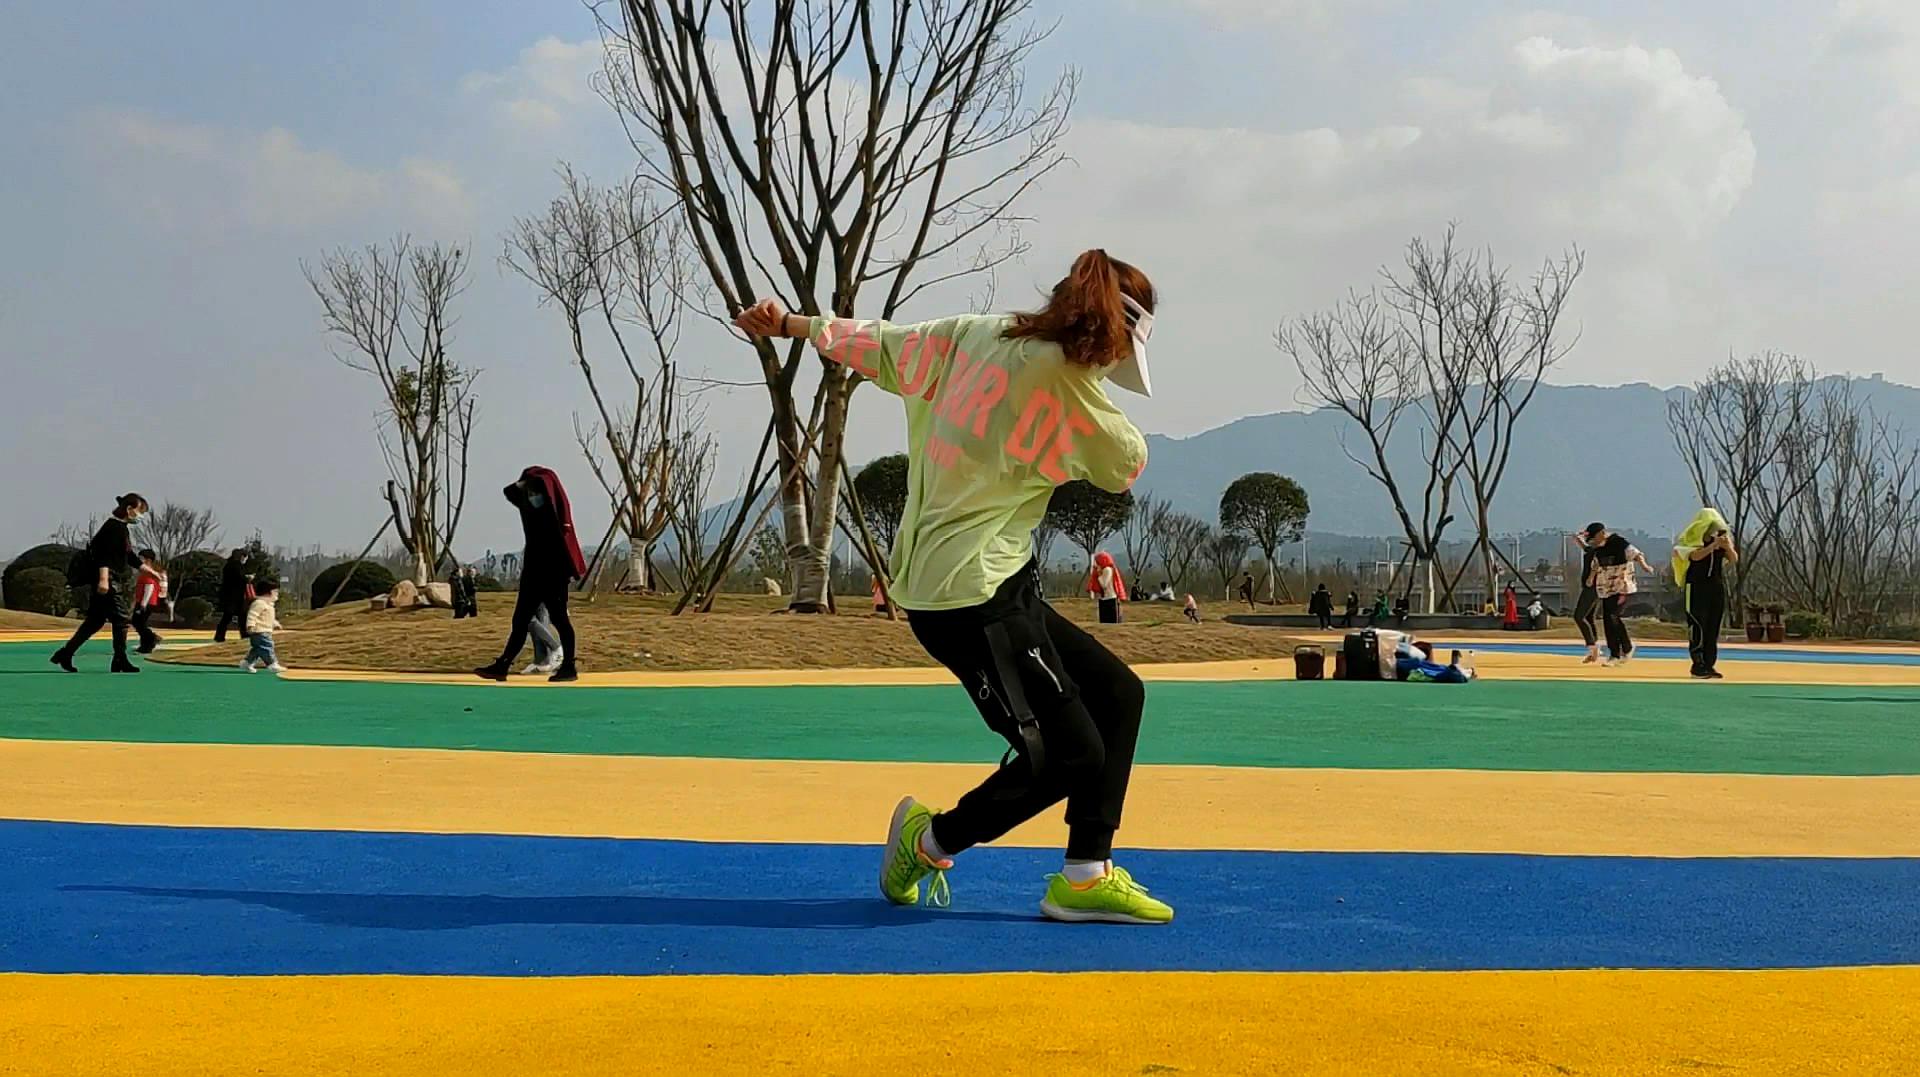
[1341,630,1381,680]
[1293,645,1325,680]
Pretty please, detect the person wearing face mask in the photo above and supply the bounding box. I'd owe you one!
[734,248,1170,926]
[51,493,149,673]
[475,467,587,683]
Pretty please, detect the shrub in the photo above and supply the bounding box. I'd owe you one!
[1784,610,1830,639]
[309,560,399,609]
[3,544,79,611]
[175,596,214,628]
[8,567,72,616]
[168,550,227,604]
[1876,622,1920,642]
[475,575,505,592]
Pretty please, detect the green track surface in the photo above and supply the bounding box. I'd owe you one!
[4,642,1918,774]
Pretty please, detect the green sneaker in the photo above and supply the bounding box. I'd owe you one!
[879,796,951,908]
[1040,865,1174,925]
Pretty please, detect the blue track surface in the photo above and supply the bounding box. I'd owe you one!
[1436,640,1920,666]
[5,821,1916,975]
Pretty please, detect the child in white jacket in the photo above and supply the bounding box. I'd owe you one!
[240,579,286,674]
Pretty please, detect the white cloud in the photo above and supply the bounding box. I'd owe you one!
[84,111,474,235]
[462,36,603,134]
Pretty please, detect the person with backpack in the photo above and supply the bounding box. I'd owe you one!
[732,248,1171,925]
[51,493,148,674]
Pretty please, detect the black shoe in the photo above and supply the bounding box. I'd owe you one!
[474,661,511,681]
[110,656,141,674]
[547,662,578,683]
[137,639,161,654]
[50,651,77,673]
[1706,670,1725,680]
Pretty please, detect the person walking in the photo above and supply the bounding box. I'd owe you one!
[1675,508,1738,679]
[239,578,287,674]
[1236,571,1256,610]
[475,467,587,683]
[1584,522,1659,665]
[51,493,149,673]
[213,548,249,643]
[130,549,166,654]
[1309,583,1334,630]
[732,247,1172,925]
[1088,551,1126,623]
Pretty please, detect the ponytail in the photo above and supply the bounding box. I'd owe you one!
[115,492,148,518]
[1006,249,1156,368]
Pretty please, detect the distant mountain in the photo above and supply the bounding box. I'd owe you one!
[1135,375,1920,539]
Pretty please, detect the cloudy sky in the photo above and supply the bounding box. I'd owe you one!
[5,0,1918,556]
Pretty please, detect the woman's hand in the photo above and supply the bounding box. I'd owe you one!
[733,298,792,338]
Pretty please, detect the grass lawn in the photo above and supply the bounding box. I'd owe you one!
[159,592,1306,673]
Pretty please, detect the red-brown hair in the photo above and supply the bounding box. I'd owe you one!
[1005,249,1156,368]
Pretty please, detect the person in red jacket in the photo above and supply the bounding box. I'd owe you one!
[130,549,166,654]
[1502,584,1520,630]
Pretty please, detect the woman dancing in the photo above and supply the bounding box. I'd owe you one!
[734,249,1170,924]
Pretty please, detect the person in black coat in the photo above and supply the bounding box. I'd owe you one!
[213,548,250,642]
[51,493,148,673]
[1308,583,1334,630]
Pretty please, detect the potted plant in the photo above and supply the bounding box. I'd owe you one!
[1764,603,1787,644]
[1745,603,1765,643]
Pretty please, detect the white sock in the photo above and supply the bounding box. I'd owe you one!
[918,827,951,865]
[1063,859,1110,884]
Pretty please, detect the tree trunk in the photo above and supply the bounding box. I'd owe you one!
[790,375,852,613]
[626,545,650,592]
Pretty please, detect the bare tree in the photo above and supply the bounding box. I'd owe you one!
[1667,352,1818,611]
[1757,381,1920,634]
[1118,493,1164,585]
[1203,528,1250,601]
[667,429,719,593]
[1281,284,1459,611]
[143,502,222,566]
[1444,241,1584,605]
[1156,510,1209,591]
[1281,227,1578,612]
[597,0,1075,612]
[305,238,478,585]
[49,519,99,549]
[506,167,703,593]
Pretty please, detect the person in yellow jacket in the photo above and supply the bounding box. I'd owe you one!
[734,249,1170,925]
[1674,508,1738,679]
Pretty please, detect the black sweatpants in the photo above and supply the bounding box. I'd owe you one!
[1601,594,1632,659]
[1573,586,1600,648]
[1315,612,1331,630]
[497,575,574,665]
[1687,582,1725,673]
[61,589,131,658]
[214,602,247,643]
[909,565,1145,862]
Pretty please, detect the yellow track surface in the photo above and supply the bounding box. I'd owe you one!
[6,739,1917,857]
[4,968,1916,1077]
